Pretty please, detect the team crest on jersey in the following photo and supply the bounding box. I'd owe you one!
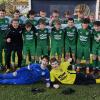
[31,31,33,34]
[44,30,47,33]
[54,32,57,34]
[41,72,45,75]
[86,32,89,35]
[80,32,82,34]
[59,30,62,34]
[73,29,75,32]
[5,20,8,24]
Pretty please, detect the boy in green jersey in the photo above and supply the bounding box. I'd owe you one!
[13,10,24,25]
[22,22,36,66]
[92,21,100,69]
[0,9,9,68]
[63,11,71,24]
[64,18,77,65]
[89,13,95,30]
[36,21,49,63]
[74,11,84,29]
[76,18,91,73]
[38,10,49,25]
[50,20,64,62]
[49,10,62,27]
[26,10,38,26]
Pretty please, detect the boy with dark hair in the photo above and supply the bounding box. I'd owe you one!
[89,13,95,29]
[6,19,23,72]
[64,18,77,66]
[0,9,9,68]
[38,10,49,25]
[49,10,62,27]
[63,11,71,24]
[0,55,50,87]
[92,21,100,68]
[26,10,38,26]
[36,20,50,63]
[22,22,36,66]
[76,18,91,73]
[13,10,24,25]
[50,20,64,62]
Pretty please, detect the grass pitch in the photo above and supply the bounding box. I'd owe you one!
[0,83,100,100]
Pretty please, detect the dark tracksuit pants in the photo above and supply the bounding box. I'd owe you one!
[6,45,22,69]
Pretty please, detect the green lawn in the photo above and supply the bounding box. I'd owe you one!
[0,83,100,100]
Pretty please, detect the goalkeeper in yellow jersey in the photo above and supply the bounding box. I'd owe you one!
[50,57,100,88]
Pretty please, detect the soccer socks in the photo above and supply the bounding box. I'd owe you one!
[31,59,35,64]
[98,61,100,68]
[21,59,26,67]
[0,51,2,66]
[36,61,39,64]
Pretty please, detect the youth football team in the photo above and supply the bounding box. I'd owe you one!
[0,8,100,87]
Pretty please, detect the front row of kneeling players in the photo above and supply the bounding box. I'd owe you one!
[0,55,100,89]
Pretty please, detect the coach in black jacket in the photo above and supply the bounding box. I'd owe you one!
[6,19,23,71]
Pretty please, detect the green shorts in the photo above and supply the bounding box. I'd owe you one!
[0,42,6,50]
[77,44,90,60]
[65,43,76,54]
[23,44,35,56]
[36,45,48,56]
[51,46,62,56]
[92,44,100,56]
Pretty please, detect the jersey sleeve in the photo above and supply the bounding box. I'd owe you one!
[50,71,55,82]
[26,64,38,70]
[60,61,70,70]
[44,70,50,84]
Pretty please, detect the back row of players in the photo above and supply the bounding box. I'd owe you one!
[0,9,100,72]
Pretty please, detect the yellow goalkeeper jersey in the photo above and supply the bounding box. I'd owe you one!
[50,62,76,84]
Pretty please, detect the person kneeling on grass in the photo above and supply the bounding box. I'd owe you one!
[0,55,50,87]
[50,57,100,89]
